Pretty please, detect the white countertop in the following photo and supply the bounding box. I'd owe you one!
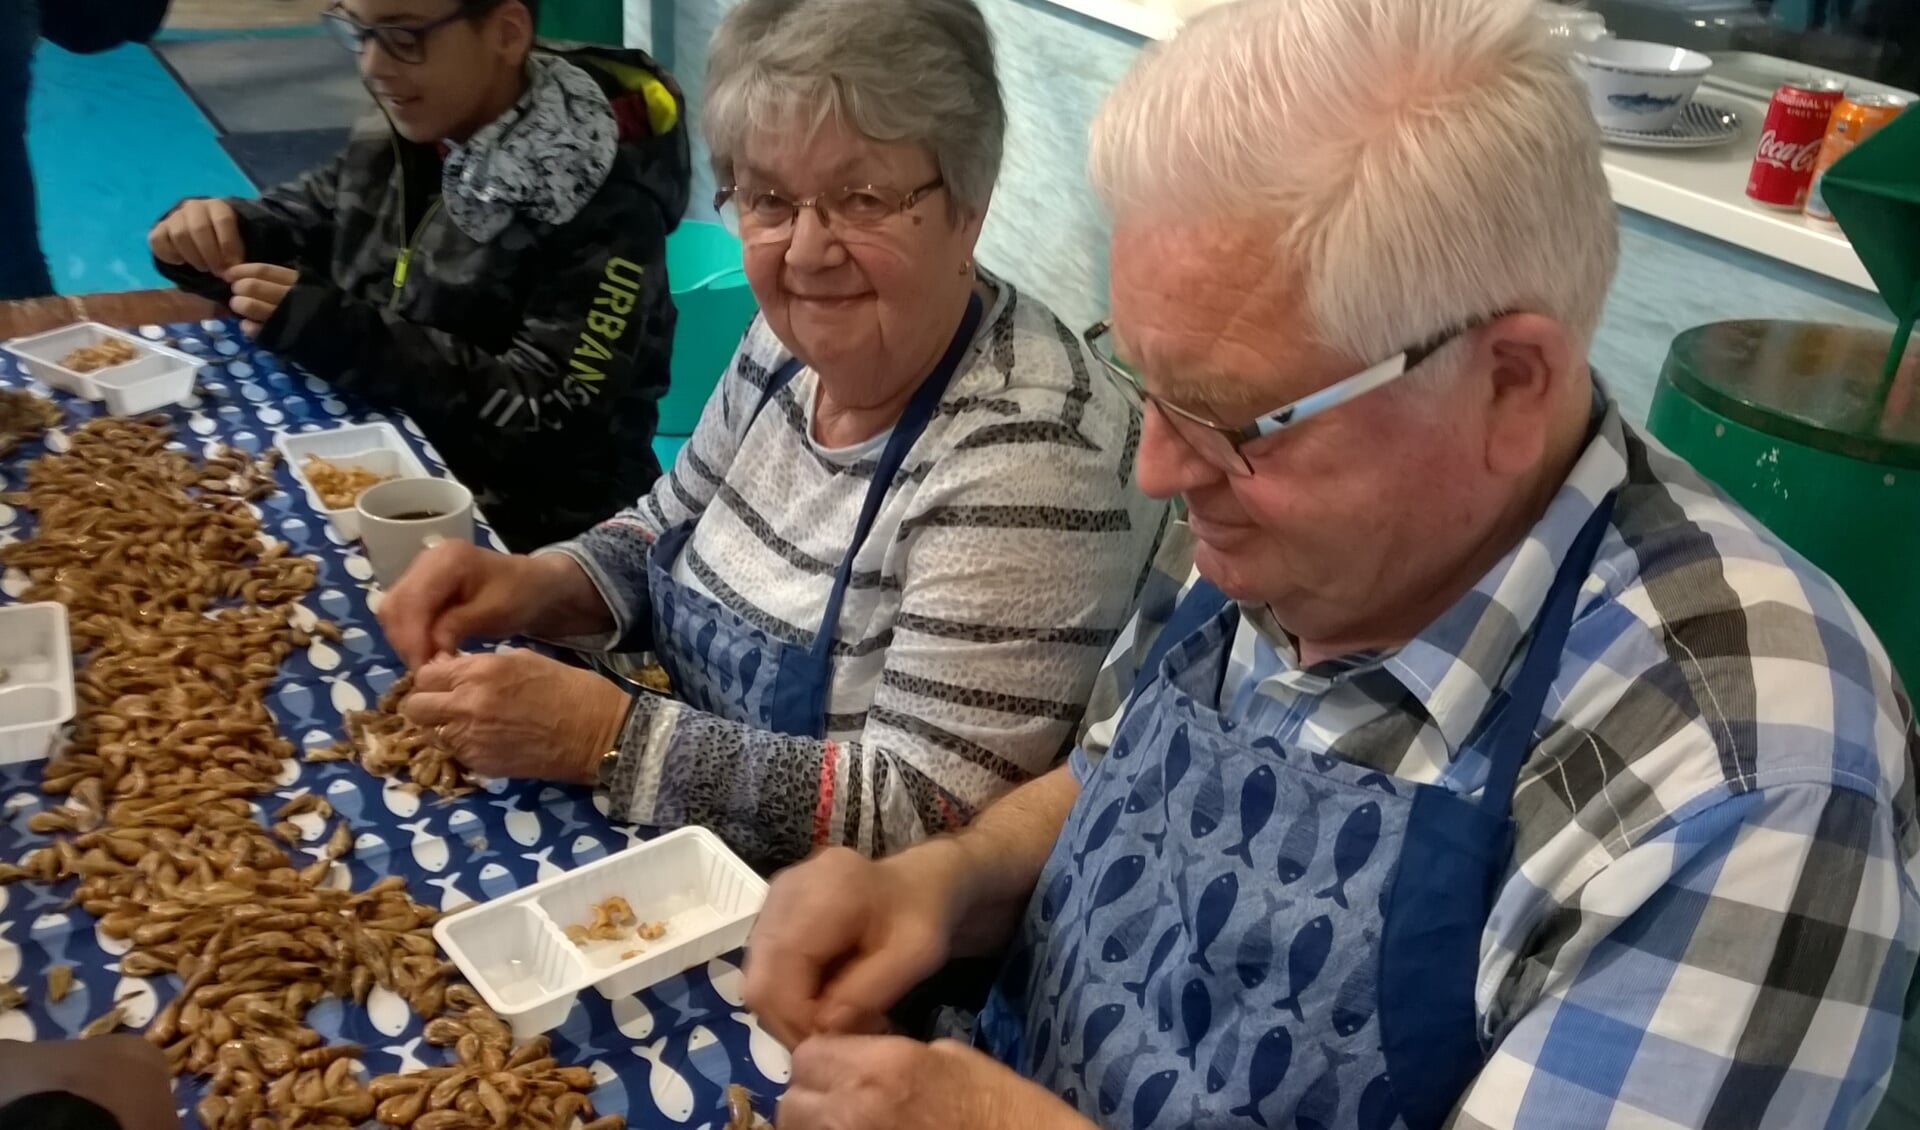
[1044,0,1880,295]
[1601,86,1874,291]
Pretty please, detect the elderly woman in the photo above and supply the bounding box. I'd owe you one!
[378,0,1167,869]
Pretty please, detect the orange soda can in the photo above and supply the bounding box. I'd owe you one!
[1805,92,1910,222]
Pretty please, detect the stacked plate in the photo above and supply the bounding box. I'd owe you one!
[1601,99,1742,149]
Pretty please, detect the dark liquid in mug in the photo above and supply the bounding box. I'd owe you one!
[387,510,447,521]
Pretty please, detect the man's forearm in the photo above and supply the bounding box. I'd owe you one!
[917,766,1080,960]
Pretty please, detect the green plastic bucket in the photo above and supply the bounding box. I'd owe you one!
[1647,320,1920,689]
[661,221,758,438]
[1650,320,1920,1130]
[536,0,623,46]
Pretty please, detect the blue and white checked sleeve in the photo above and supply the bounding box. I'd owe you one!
[1456,777,1919,1129]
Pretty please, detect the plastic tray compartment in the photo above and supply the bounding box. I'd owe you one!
[276,423,434,540]
[94,351,200,416]
[0,602,76,764]
[2,322,200,408]
[434,827,768,1038]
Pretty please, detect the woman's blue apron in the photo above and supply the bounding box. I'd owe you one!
[976,497,1616,1130]
[644,296,983,737]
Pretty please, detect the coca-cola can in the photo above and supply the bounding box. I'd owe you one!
[1747,78,1845,209]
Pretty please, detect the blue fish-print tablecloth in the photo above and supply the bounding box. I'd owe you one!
[0,318,789,1128]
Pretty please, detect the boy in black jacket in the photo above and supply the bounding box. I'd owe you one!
[150,0,691,551]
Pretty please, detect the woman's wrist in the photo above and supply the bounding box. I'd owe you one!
[523,551,618,638]
[559,677,637,786]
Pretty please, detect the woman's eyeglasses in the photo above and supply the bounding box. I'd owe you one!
[323,2,494,65]
[714,178,946,244]
[1082,319,1478,478]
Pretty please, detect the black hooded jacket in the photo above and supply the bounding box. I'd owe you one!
[157,45,692,550]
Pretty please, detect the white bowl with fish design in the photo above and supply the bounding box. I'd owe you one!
[1576,39,1712,133]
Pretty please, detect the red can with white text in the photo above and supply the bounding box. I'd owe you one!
[1747,78,1846,209]
[1805,92,1910,221]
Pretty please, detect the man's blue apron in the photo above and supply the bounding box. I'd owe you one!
[644,296,983,737]
[977,496,1616,1130]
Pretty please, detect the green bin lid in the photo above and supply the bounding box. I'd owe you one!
[1819,102,1920,404]
[1658,320,1920,469]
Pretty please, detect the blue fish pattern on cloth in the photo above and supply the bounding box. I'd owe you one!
[648,566,783,728]
[977,601,1415,1130]
[0,320,787,1129]
[981,494,1618,1130]
[1225,764,1276,866]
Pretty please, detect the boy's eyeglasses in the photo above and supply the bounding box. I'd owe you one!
[323,1,500,65]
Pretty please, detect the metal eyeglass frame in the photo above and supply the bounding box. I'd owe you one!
[1082,318,1483,477]
[323,1,499,65]
[713,177,947,237]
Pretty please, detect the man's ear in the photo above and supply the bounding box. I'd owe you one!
[1479,313,1576,478]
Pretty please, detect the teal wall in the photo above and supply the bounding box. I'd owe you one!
[629,0,1894,423]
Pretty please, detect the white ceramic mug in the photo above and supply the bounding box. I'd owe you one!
[356,477,475,587]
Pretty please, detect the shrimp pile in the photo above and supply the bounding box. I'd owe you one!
[299,454,395,511]
[0,387,62,456]
[563,896,668,960]
[313,672,479,800]
[0,414,618,1128]
[59,337,139,373]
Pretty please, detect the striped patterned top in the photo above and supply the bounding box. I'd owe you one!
[552,276,1171,867]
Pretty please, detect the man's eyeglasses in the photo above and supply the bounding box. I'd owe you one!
[714,178,946,245]
[323,2,494,65]
[1083,319,1479,478]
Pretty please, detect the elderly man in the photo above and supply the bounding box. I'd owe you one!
[740,0,1920,1126]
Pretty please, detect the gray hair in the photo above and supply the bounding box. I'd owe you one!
[1089,0,1619,363]
[702,0,1006,217]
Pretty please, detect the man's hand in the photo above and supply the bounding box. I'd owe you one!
[148,198,246,275]
[745,844,977,1048]
[399,649,630,783]
[776,1036,1093,1130]
[749,769,1082,1047]
[0,1035,181,1130]
[222,263,300,337]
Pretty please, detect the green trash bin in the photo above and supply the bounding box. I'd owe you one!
[1649,319,1920,1130]
[537,0,623,46]
[661,221,759,438]
[1648,319,1920,687]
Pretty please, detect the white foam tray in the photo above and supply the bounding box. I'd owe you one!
[2,322,202,412]
[433,827,767,1038]
[0,603,76,764]
[275,423,434,541]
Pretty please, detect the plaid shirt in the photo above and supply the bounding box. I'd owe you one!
[1075,396,1920,1128]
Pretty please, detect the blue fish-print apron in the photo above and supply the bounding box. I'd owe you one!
[645,296,983,737]
[977,497,1616,1130]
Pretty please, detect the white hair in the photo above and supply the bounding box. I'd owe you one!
[702,0,1005,217]
[1088,0,1619,365]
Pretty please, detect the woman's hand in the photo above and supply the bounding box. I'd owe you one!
[398,649,631,783]
[379,542,606,669]
[776,1036,1093,1130]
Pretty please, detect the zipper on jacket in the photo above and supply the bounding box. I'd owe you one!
[388,134,443,310]
[390,198,442,309]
